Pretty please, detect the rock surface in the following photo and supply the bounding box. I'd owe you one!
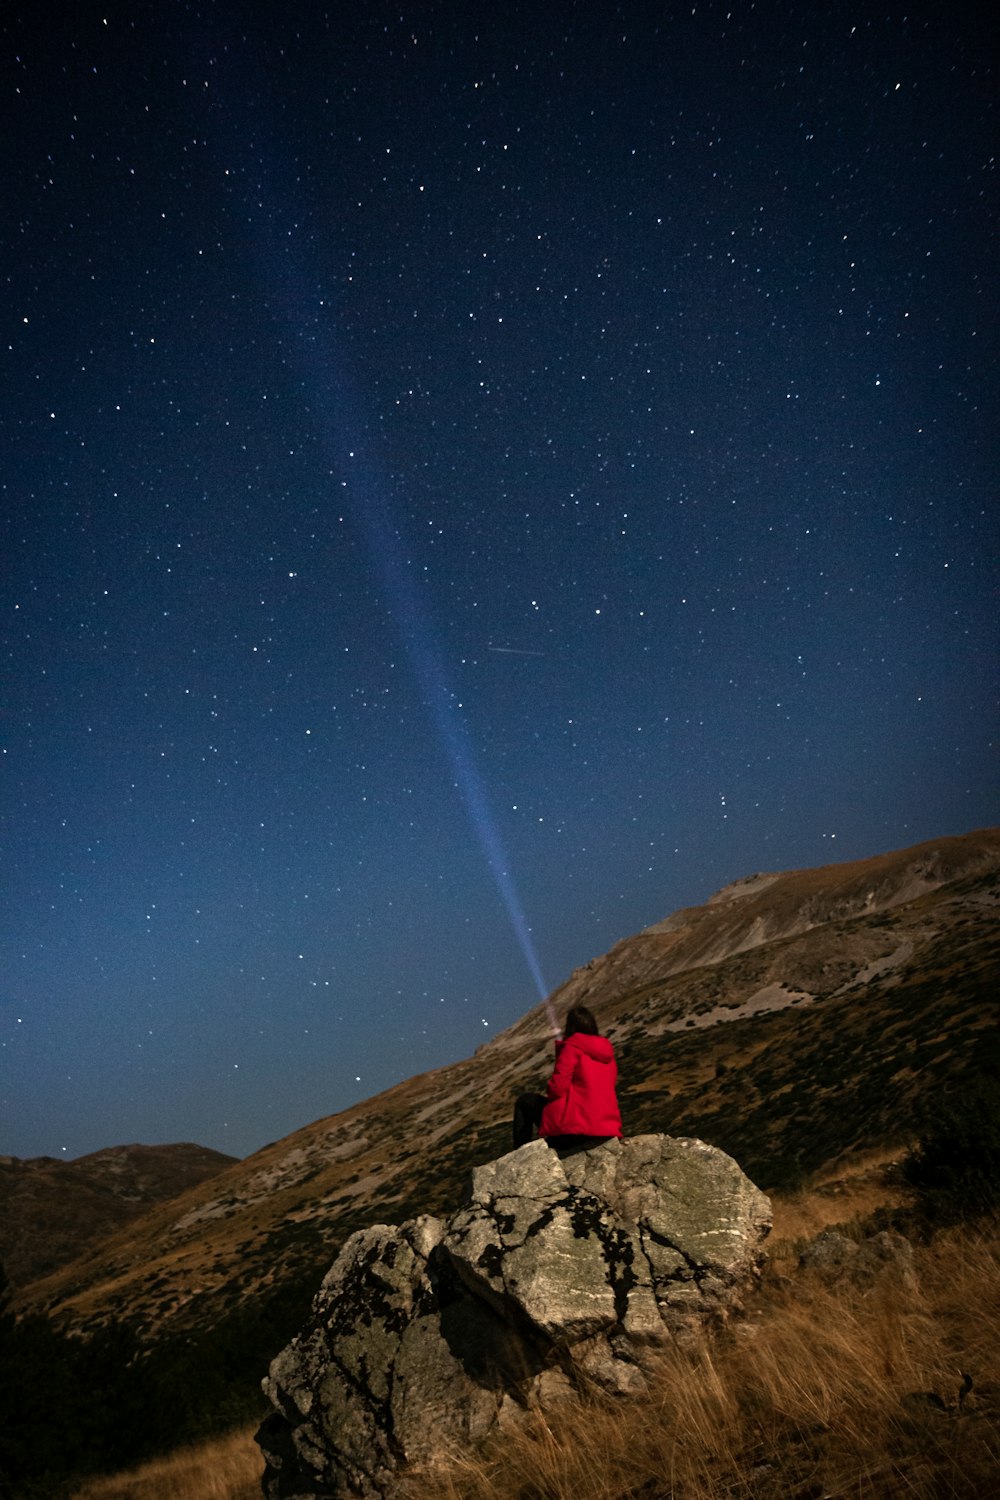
[257,1134,771,1498]
[799,1226,916,1289]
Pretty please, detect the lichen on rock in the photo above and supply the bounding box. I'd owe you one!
[257,1134,771,1498]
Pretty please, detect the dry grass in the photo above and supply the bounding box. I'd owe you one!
[69,1213,999,1500]
[69,1425,262,1500]
[767,1149,911,1256]
[404,1216,1000,1500]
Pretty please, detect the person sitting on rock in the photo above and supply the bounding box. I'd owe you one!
[512,1004,622,1154]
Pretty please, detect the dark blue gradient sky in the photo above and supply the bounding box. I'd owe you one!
[3,1,996,1160]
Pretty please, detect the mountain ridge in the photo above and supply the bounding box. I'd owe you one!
[0,1142,237,1289]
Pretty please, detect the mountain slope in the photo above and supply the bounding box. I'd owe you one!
[0,1142,238,1288]
[14,828,999,1343]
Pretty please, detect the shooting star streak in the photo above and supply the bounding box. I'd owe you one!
[488,646,547,657]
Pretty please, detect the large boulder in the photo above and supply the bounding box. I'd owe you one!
[257,1135,771,1498]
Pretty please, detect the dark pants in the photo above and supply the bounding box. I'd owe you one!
[512,1092,613,1156]
[513,1092,547,1148]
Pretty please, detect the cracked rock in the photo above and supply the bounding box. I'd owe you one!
[257,1134,771,1498]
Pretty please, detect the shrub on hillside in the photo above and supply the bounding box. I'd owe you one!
[0,1272,152,1497]
[902,1078,1000,1224]
[0,1264,317,1497]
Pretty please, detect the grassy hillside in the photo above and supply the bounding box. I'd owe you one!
[619,869,1000,1187]
[66,1178,999,1500]
[3,831,996,1498]
[16,831,999,1353]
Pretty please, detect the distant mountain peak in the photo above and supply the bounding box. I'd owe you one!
[0,1142,237,1289]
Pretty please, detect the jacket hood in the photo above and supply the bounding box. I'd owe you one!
[563,1032,615,1064]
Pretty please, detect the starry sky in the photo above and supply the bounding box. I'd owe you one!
[2,1,997,1162]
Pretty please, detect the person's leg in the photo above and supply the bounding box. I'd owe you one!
[512,1092,547,1148]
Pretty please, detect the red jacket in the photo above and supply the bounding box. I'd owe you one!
[540,1032,622,1139]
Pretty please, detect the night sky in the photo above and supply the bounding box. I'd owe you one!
[3,2,996,1162]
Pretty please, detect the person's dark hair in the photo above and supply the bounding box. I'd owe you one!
[564,1004,599,1037]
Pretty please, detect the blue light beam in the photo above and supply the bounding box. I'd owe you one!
[215,94,551,1012]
